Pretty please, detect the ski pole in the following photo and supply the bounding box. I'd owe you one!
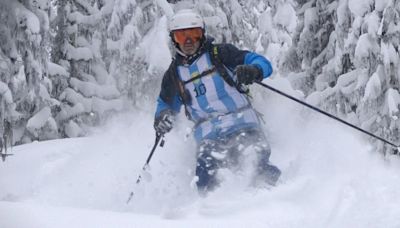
[255,81,400,152]
[126,132,165,204]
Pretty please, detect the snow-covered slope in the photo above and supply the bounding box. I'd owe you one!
[1,81,400,228]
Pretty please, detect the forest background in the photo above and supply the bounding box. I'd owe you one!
[0,0,399,155]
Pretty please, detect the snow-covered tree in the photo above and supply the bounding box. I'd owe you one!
[281,0,337,94]
[283,0,400,154]
[54,0,124,138]
[255,0,297,73]
[0,0,58,145]
[1,0,398,156]
[50,0,70,99]
[0,2,18,151]
[107,0,172,110]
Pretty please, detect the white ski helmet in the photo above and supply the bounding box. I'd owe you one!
[168,9,205,32]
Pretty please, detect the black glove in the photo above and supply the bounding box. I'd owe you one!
[154,109,175,135]
[235,64,263,85]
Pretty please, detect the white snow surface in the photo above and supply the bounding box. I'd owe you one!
[363,72,381,101]
[273,3,297,33]
[2,78,400,227]
[13,1,41,34]
[375,0,391,12]
[138,15,172,73]
[387,88,400,116]
[0,81,13,104]
[48,62,69,77]
[26,107,53,136]
[66,45,93,61]
[348,0,374,17]
[155,0,174,18]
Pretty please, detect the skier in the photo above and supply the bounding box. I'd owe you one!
[154,9,281,194]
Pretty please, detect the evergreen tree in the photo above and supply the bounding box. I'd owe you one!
[284,0,400,154]
[0,0,56,145]
[256,0,297,72]
[107,0,165,110]
[55,0,123,137]
[1,0,398,156]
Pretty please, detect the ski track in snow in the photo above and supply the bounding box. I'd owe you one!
[1,91,400,228]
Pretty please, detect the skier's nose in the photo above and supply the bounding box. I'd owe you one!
[184,37,194,44]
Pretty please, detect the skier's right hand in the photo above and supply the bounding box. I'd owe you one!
[154,109,175,135]
[235,64,263,85]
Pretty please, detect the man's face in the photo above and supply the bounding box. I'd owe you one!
[178,38,201,56]
[172,27,203,56]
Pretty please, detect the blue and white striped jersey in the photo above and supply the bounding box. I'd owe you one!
[155,40,272,143]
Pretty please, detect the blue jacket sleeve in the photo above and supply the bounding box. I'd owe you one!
[155,95,182,117]
[244,53,273,79]
[216,43,273,79]
[155,63,183,118]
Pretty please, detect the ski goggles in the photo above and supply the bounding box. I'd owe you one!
[172,27,203,45]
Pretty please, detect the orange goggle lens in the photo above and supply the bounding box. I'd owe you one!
[173,28,203,45]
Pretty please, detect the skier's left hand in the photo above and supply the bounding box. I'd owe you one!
[154,109,175,135]
[235,64,263,85]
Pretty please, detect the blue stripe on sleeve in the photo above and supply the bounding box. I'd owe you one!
[244,53,273,79]
[155,95,181,117]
